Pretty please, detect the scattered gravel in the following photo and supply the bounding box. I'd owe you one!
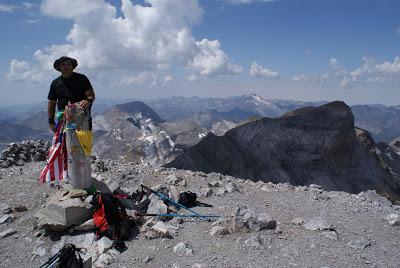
[0,160,399,267]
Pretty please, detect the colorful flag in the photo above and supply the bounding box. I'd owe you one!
[39,121,68,184]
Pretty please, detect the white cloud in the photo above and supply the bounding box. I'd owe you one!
[7,60,47,82]
[291,59,343,88]
[350,56,400,83]
[0,2,37,12]
[224,0,274,5]
[26,19,40,24]
[249,61,279,78]
[21,2,35,10]
[9,0,241,83]
[0,4,16,12]
[163,75,173,84]
[340,77,350,88]
[188,39,242,78]
[329,58,338,66]
[291,74,307,82]
[329,57,347,78]
[291,73,327,87]
[292,56,400,89]
[118,71,172,87]
[38,0,201,70]
[187,74,200,81]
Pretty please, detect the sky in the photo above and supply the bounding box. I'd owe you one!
[0,0,399,107]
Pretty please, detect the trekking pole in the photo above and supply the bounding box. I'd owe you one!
[136,212,220,218]
[40,244,82,268]
[46,258,60,268]
[140,184,215,222]
[39,252,60,268]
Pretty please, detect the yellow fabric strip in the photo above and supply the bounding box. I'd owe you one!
[75,130,93,156]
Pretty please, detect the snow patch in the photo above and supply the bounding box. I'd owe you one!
[250,94,272,106]
[198,132,207,139]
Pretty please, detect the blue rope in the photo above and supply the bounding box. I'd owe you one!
[152,213,220,218]
[141,184,219,222]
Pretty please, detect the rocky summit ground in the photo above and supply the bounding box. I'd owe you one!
[0,160,399,268]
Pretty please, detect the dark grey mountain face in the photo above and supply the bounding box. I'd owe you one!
[165,101,400,199]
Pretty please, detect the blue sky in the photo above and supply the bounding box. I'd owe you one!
[1,0,399,106]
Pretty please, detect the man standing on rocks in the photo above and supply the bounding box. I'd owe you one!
[47,56,95,131]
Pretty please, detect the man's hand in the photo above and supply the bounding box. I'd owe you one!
[48,100,56,132]
[49,122,56,133]
[79,100,90,110]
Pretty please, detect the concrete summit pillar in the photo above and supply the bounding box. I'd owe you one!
[65,103,92,189]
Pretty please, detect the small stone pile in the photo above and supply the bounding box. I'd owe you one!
[0,140,50,168]
[94,159,109,173]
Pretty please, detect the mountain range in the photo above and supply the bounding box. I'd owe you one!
[1,94,399,150]
[1,95,400,200]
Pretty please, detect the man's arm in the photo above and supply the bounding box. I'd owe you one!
[79,89,95,110]
[48,100,57,131]
[85,89,95,103]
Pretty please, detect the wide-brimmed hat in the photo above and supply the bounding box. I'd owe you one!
[53,56,78,71]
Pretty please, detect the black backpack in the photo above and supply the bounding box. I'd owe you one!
[91,192,135,249]
[178,191,198,208]
[178,191,213,208]
[57,244,83,268]
[40,244,83,268]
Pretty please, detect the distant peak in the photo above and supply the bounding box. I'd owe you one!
[249,93,262,99]
[246,94,272,106]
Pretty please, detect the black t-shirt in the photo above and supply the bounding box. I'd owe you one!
[48,72,94,111]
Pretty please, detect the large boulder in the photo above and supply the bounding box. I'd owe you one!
[144,221,179,239]
[231,205,276,233]
[36,190,93,231]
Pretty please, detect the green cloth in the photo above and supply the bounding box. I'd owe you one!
[85,185,97,195]
[56,111,64,120]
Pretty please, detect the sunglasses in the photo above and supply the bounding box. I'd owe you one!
[60,62,73,66]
